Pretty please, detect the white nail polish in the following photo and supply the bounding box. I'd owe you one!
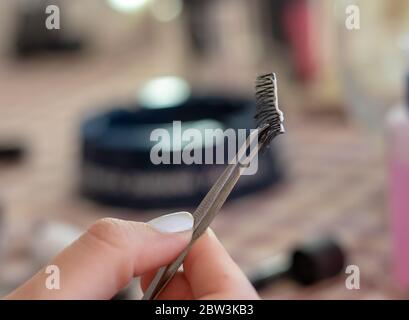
[147,211,194,233]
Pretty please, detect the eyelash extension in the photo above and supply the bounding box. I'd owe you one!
[255,73,285,148]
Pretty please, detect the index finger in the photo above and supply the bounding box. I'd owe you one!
[183,229,259,300]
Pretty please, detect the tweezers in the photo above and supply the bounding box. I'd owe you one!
[142,127,266,300]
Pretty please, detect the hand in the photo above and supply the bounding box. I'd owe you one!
[4,212,259,300]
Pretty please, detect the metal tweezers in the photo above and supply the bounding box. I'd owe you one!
[142,128,265,300]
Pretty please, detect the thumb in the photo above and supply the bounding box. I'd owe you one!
[5,212,193,300]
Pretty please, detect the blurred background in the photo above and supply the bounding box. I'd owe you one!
[1,0,409,299]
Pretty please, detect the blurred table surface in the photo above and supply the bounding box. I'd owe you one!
[0,53,408,299]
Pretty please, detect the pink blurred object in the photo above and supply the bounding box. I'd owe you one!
[388,104,409,288]
[283,0,317,82]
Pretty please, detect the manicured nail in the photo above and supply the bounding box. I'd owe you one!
[147,211,194,233]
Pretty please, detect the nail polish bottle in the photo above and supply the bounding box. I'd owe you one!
[388,67,409,288]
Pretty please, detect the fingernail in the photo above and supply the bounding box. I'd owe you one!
[147,211,194,233]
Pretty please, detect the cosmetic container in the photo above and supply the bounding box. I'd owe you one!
[388,67,409,288]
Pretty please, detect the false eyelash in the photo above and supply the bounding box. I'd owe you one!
[255,73,285,147]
